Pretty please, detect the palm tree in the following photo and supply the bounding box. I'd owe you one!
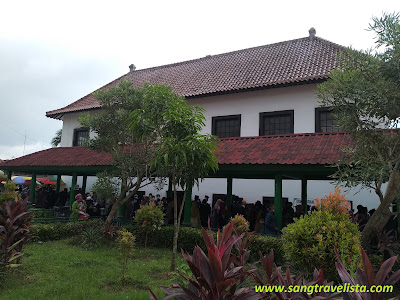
[51,129,62,147]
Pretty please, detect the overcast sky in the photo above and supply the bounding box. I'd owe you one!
[0,0,398,160]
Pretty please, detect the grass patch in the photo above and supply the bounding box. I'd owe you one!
[0,239,182,300]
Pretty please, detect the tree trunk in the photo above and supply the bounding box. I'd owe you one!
[361,203,392,246]
[361,169,400,246]
[170,182,178,271]
[170,182,187,271]
[106,202,122,224]
[105,179,142,225]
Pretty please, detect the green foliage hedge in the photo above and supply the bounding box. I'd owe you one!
[122,224,284,265]
[31,219,102,242]
[31,221,284,265]
[30,208,54,219]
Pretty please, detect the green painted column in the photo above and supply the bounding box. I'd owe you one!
[56,175,61,206]
[226,177,233,219]
[82,176,87,194]
[184,185,192,224]
[167,178,172,199]
[69,174,77,206]
[29,173,36,204]
[274,175,283,230]
[56,175,61,194]
[301,179,307,215]
[7,171,12,182]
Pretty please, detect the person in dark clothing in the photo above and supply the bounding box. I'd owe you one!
[283,202,294,226]
[219,201,227,228]
[264,204,278,236]
[355,205,369,231]
[58,188,69,206]
[211,199,224,229]
[199,198,211,227]
[231,196,241,218]
[132,194,141,217]
[86,193,101,217]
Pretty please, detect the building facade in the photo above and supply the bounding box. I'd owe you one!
[45,31,381,210]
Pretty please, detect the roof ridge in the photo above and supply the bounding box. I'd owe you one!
[129,36,339,74]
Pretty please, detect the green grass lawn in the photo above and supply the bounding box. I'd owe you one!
[0,240,182,300]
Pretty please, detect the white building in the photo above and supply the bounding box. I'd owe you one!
[2,29,381,220]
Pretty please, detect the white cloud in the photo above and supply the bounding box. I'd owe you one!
[0,143,51,160]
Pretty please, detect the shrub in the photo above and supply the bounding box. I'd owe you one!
[228,214,249,235]
[0,198,33,266]
[30,208,54,219]
[135,203,164,248]
[101,222,116,241]
[80,225,102,249]
[117,229,135,286]
[31,219,102,242]
[315,186,350,216]
[0,182,19,204]
[252,250,339,299]
[249,234,284,264]
[335,246,400,299]
[31,223,68,241]
[283,210,361,280]
[148,222,257,299]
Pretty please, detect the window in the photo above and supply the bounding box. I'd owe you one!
[212,115,241,138]
[315,107,340,132]
[73,128,89,146]
[259,110,294,136]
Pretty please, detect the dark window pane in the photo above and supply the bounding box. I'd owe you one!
[73,129,89,146]
[317,110,340,132]
[261,111,293,135]
[213,116,241,138]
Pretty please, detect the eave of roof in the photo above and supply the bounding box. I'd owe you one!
[46,36,345,120]
[0,132,351,179]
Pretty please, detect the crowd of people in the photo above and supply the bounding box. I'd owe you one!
[3,184,398,237]
[185,196,399,237]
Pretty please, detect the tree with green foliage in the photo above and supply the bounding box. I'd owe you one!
[51,129,62,147]
[80,80,163,224]
[129,84,218,271]
[90,172,120,207]
[317,12,400,245]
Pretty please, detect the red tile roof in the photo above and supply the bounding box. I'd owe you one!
[0,147,112,168]
[217,132,351,165]
[46,36,344,119]
[0,132,351,169]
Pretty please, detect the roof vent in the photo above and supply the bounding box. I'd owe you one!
[129,64,136,73]
[309,27,316,39]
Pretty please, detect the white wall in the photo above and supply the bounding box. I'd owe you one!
[60,84,320,146]
[190,83,320,136]
[60,111,96,147]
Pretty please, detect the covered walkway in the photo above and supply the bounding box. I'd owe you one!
[0,132,352,229]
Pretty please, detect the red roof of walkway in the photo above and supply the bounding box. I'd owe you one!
[0,132,351,170]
